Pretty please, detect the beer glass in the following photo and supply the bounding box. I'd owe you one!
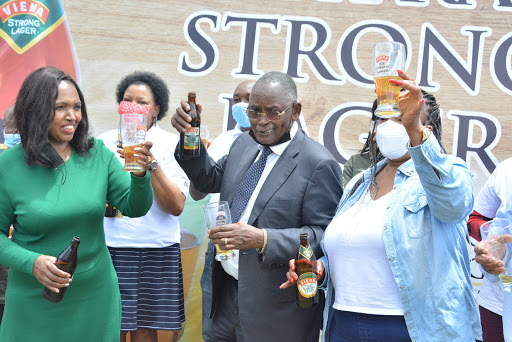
[203,201,235,261]
[480,218,512,292]
[372,41,406,118]
[119,113,147,172]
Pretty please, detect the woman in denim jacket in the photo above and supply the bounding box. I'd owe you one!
[282,71,482,341]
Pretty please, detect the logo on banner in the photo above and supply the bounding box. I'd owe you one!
[0,0,65,54]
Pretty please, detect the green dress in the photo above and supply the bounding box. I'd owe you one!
[0,139,153,341]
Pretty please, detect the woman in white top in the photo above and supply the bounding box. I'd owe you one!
[281,72,481,341]
[98,71,189,342]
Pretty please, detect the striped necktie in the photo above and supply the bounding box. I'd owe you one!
[230,147,272,223]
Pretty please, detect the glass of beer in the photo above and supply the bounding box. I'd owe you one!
[480,218,512,292]
[373,41,406,118]
[119,113,147,172]
[203,201,235,261]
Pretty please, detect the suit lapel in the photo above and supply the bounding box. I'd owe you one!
[247,129,304,225]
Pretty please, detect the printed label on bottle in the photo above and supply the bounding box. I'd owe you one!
[299,245,313,260]
[297,272,317,298]
[0,0,65,54]
[184,127,199,150]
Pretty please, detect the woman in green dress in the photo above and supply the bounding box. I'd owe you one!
[0,67,154,341]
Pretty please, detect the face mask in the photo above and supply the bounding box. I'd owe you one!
[375,120,409,160]
[231,102,251,128]
[3,130,21,149]
[35,140,64,169]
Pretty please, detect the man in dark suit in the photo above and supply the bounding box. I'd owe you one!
[172,71,343,342]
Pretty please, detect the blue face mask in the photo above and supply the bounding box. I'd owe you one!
[232,102,251,128]
[3,130,21,149]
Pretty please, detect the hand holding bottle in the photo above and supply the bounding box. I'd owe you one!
[172,99,203,133]
[33,255,72,293]
[279,259,324,290]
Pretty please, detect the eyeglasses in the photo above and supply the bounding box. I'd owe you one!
[246,102,294,121]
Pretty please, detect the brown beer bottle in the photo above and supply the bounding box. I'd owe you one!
[295,233,318,309]
[43,236,80,303]
[105,200,118,218]
[179,92,201,160]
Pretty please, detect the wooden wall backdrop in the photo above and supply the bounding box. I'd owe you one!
[59,0,512,195]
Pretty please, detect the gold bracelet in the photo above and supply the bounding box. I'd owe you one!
[408,126,432,147]
[257,229,268,255]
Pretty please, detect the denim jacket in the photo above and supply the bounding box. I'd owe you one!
[320,134,482,342]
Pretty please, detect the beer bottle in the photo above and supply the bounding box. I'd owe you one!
[105,201,118,218]
[295,233,318,309]
[179,92,201,160]
[43,237,80,303]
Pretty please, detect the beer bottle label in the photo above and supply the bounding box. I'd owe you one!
[0,0,64,54]
[184,127,199,150]
[299,245,313,260]
[297,272,317,298]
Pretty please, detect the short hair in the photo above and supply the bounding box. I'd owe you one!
[14,67,93,165]
[253,71,297,102]
[115,71,170,120]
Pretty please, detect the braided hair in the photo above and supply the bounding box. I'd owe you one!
[420,90,446,153]
[368,90,445,198]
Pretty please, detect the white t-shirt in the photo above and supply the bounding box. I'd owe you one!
[473,157,512,315]
[99,125,189,248]
[324,187,404,315]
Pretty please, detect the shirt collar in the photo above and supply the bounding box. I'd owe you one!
[258,122,298,156]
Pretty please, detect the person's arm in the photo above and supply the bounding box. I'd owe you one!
[0,169,40,274]
[149,143,188,215]
[467,210,492,242]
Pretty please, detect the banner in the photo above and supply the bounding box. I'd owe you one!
[0,0,80,119]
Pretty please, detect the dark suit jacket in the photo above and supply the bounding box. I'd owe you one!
[175,128,343,342]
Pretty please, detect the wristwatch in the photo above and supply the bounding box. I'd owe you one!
[149,159,159,172]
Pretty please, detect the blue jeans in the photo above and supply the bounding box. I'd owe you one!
[329,310,411,342]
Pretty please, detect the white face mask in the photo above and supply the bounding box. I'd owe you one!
[375,120,410,160]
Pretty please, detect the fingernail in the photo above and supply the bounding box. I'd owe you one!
[117,150,122,153]
[389,79,404,85]
[397,69,403,74]
[374,89,377,93]
[291,265,295,271]
[421,99,425,104]
[289,278,294,283]
[279,285,283,289]
[65,283,70,287]
[55,289,60,293]
[293,275,298,281]
[318,270,323,276]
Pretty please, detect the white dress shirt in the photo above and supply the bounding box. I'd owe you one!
[222,123,299,279]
